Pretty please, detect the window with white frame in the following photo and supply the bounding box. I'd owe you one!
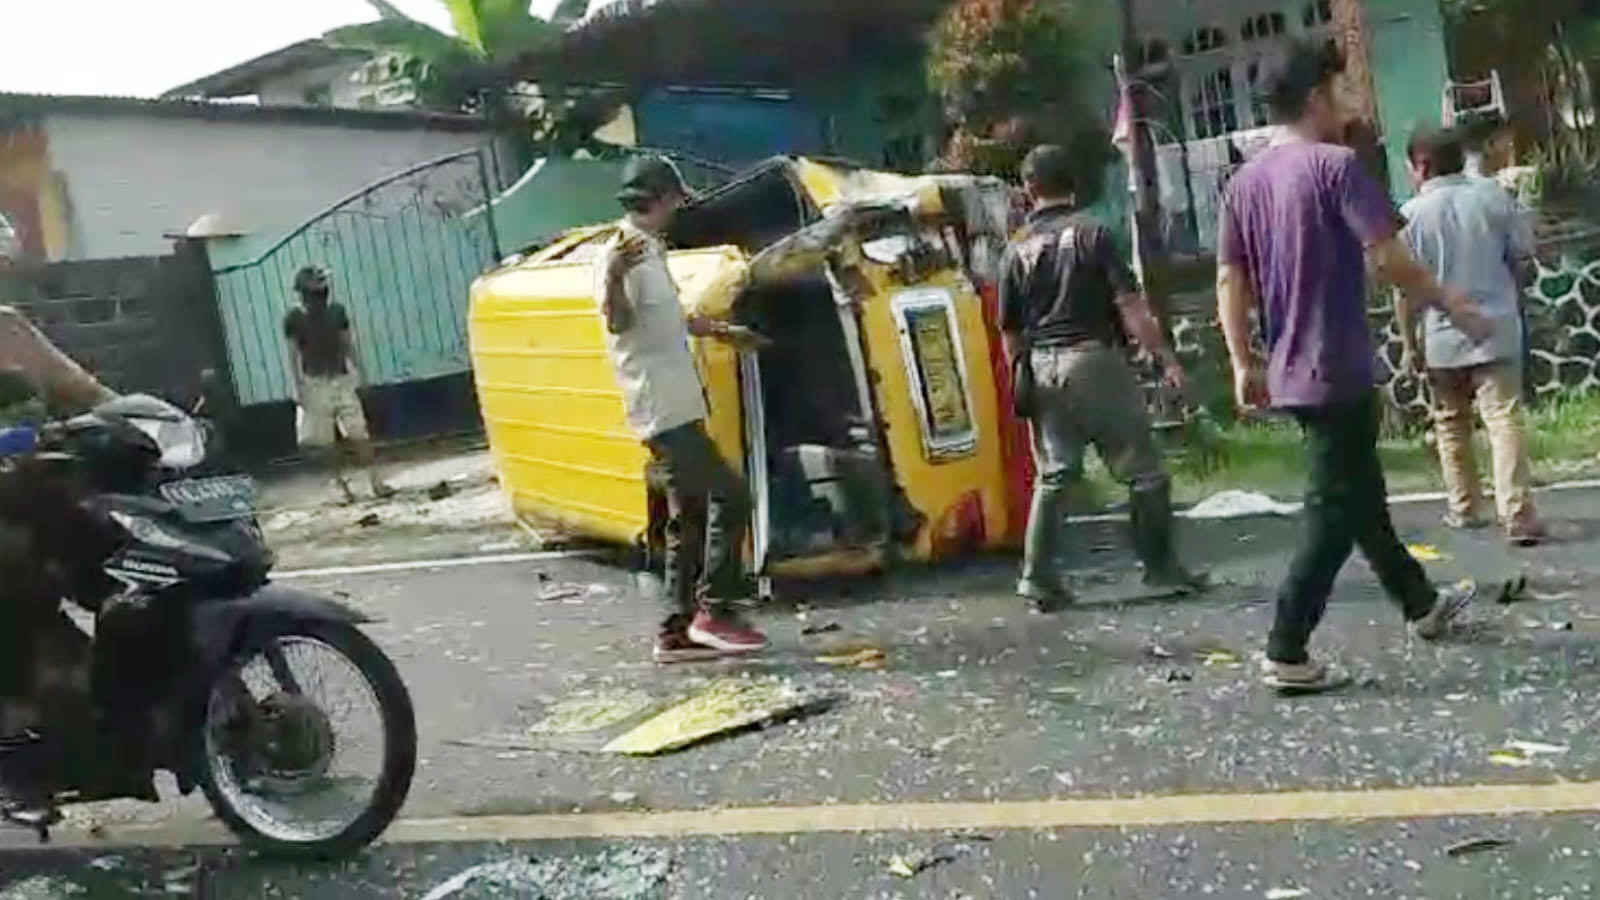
[1303,0,1333,29]
[1139,38,1172,69]
[1189,66,1239,139]
[1241,12,1286,43]
[1245,60,1271,129]
[1182,26,1229,56]
[1150,5,1338,144]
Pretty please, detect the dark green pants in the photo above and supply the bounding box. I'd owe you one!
[1023,344,1165,586]
[1269,393,1436,664]
[644,421,751,622]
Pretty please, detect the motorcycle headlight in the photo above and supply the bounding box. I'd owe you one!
[129,416,207,470]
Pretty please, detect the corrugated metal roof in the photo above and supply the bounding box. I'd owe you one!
[0,92,490,133]
[161,39,371,100]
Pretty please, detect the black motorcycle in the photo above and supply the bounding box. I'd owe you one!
[0,394,415,858]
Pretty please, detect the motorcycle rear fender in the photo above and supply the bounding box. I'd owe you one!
[188,583,371,671]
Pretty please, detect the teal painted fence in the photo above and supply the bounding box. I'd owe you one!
[212,149,500,407]
[208,149,740,407]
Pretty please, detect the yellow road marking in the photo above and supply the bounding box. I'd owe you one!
[9,781,1600,851]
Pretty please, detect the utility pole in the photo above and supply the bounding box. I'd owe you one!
[1329,0,1379,126]
[1116,0,1165,272]
[1328,0,1390,189]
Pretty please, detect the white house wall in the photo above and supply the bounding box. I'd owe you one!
[42,112,493,260]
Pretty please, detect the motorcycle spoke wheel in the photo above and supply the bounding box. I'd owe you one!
[202,635,387,847]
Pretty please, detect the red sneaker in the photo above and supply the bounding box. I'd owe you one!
[652,630,724,665]
[687,610,769,654]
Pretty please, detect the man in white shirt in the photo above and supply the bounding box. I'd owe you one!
[595,156,771,663]
[1400,128,1546,545]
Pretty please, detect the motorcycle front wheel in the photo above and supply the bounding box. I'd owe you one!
[194,619,416,859]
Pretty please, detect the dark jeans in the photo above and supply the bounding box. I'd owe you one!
[1269,393,1436,665]
[643,421,752,624]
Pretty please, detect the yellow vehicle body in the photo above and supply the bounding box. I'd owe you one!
[470,158,1020,578]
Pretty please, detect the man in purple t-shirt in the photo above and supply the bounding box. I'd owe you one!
[1216,40,1492,693]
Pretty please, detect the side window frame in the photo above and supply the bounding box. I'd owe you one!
[890,286,978,461]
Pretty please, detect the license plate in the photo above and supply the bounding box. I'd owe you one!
[160,475,258,522]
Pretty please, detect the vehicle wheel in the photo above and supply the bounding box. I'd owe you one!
[194,619,415,859]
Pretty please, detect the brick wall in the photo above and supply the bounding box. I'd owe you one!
[0,240,227,405]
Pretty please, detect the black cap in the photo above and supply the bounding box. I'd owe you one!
[294,265,329,294]
[617,155,691,205]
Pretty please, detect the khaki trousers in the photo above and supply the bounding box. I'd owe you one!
[1428,361,1536,528]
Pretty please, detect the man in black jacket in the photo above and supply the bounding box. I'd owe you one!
[999,146,1205,612]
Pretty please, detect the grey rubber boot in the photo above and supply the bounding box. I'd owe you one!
[1129,480,1208,596]
[1020,471,1074,613]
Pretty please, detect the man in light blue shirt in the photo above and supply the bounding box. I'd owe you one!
[1399,128,1545,544]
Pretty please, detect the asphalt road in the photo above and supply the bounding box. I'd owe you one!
[5,485,1600,898]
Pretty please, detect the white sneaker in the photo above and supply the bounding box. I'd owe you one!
[1413,581,1476,641]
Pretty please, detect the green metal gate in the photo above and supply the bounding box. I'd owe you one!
[211,148,501,407]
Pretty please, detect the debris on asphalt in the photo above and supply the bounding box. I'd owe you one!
[1264,888,1309,900]
[1496,575,1530,605]
[885,839,976,879]
[609,790,638,804]
[800,622,842,636]
[419,848,671,900]
[1488,748,1534,767]
[0,877,87,899]
[427,481,455,501]
[885,853,919,878]
[538,583,587,602]
[1407,543,1448,562]
[601,678,834,756]
[1042,685,1081,704]
[815,646,886,669]
[356,512,382,528]
[1185,490,1299,520]
[1163,669,1194,683]
[1507,738,1569,756]
[1445,836,1514,857]
[87,856,123,872]
[885,851,951,879]
[1146,644,1175,659]
[1198,647,1242,667]
[1551,620,1575,631]
[528,690,657,736]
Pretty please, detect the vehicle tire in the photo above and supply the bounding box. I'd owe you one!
[195,619,416,859]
